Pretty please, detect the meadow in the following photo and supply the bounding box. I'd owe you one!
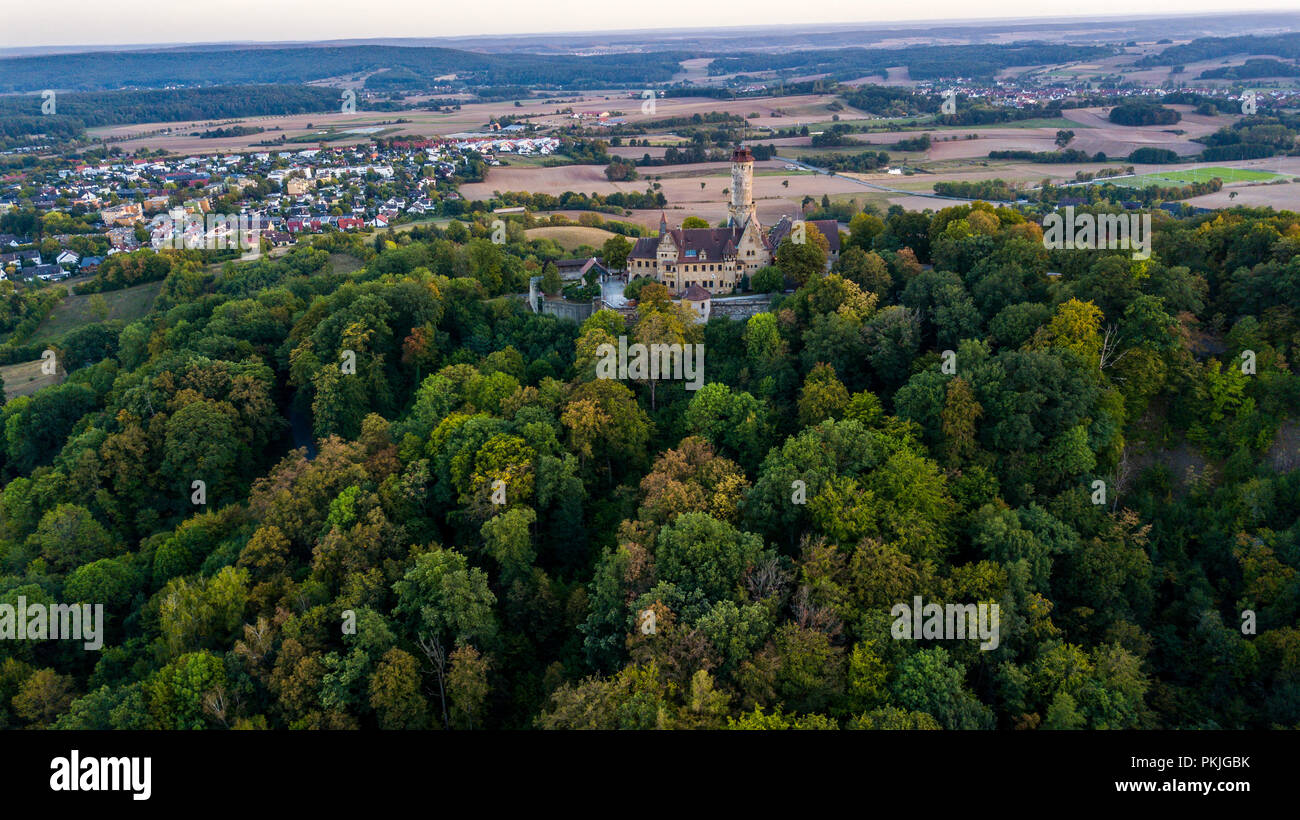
[28,279,164,346]
[1109,166,1287,188]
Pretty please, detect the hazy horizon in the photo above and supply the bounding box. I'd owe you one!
[5,2,1299,49]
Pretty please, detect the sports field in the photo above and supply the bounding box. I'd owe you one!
[1110,167,1286,188]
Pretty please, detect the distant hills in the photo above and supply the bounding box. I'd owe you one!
[2,13,1299,95]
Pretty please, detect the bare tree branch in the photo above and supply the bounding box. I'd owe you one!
[416,634,450,730]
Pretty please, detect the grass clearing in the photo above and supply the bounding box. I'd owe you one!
[525,225,618,252]
[497,153,576,167]
[328,252,367,275]
[29,279,164,345]
[1,358,64,400]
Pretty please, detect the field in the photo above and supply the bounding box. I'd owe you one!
[85,91,866,155]
[0,357,64,400]
[1108,166,1287,188]
[462,159,872,223]
[29,279,163,345]
[327,252,368,275]
[1186,178,1300,210]
[524,225,618,252]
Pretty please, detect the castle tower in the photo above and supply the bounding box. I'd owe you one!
[728,146,756,228]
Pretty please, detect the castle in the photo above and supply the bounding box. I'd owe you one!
[626,146,841,296]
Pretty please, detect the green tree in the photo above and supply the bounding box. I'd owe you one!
[655,512,767,603]
[369,648,429,729]
[601,234,632,271]
[540,263,561,296]
[447,644,491,730]
[751,265,784,293]
[394,547,498,649]
[775,224,829,286]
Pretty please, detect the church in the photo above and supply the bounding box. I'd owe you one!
[626,146,841,295]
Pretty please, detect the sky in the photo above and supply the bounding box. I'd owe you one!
[2,0,1297,47]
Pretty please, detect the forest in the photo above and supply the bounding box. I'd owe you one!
[0,201,1297,731]
[1108,102,1182,127]
[0,86,344,148]
[0,47,688,93]
[1136,32,1300,66]
[707,43,1113,82]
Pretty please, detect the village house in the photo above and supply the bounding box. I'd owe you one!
[555,257,610,282]
[29,263,68,281]
[100,202,143,226]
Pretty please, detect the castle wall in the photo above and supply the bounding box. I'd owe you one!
[538,298,597,323]
[709,294,772,320]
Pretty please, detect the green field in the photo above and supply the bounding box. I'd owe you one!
[29,279,164,345]
[981,117,1087,129]
[524,225,617,252]
[327,252,367,274]
[858,116,1085,132]
[498,153,575,167]
[1110,166,1286,188]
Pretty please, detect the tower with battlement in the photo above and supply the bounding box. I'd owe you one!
[728,146,756,228]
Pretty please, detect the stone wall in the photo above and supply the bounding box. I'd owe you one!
[709,294,772,320]
[539,298,596,323]
[524,292,769,325]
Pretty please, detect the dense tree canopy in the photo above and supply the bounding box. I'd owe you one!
[2,204,1298,732]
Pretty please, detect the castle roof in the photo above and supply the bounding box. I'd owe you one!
[668,225,742,262]
[628,236,660,260]
[629,224,746,263]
